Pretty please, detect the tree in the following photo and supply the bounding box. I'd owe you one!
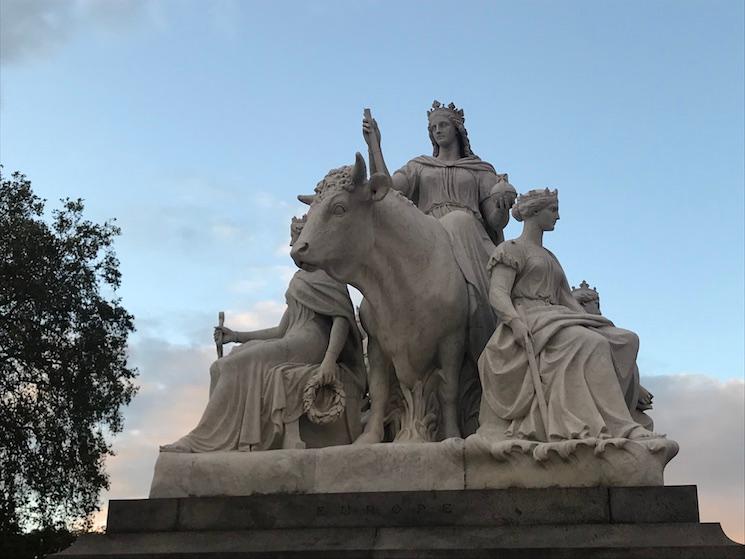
[0,169,137,542]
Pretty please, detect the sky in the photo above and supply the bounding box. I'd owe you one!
[1,0,743,543]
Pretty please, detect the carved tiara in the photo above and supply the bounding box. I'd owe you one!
[427,100,465,126]
[515,188,558,205]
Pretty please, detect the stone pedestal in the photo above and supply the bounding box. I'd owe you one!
[148,437,679,498]
[56,486,741,558]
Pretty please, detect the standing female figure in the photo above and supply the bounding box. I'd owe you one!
[363,102,515,433]
[478,189,655,442]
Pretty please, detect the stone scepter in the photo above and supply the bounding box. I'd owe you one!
[517,306,550,437]
[216,311,225,358]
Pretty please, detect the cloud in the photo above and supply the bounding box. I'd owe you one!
[227,266,297,295]
[643,374,744,543]
[0,0,148,65]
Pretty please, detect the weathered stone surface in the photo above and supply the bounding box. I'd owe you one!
[57,486,743,558]
[464,435,677,490]
[314,440,464,493]
[114,487,619,533]
[150,448,318,498]
[107,498,178,533]
[56,523,742,558]
[609,485,699,524]
[150,438,681,499]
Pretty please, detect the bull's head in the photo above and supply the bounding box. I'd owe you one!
[290,152,390,282]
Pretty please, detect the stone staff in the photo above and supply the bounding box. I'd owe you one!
[216,311,225,358]
[517,307,549,438]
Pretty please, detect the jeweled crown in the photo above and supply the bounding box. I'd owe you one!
[427,100,465,126]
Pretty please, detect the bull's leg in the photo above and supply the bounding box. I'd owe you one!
[354,335,392,445]
[438,332,465,440]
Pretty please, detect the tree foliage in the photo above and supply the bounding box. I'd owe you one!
[0,169,137,536]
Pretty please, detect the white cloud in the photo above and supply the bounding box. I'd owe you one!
[643,373,744,543]
[227,300,286,331]
[0,0,148,64]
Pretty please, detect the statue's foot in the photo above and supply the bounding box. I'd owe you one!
[354,427,383,445]
[159,439,194,453]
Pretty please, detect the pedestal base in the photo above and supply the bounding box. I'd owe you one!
[56,486,742,558]
[148,436,679,498]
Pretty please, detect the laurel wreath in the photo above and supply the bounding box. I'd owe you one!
[302,373,346,425]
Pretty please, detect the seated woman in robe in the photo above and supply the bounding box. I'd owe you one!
[161,216,366,452]
[477,189,658,443]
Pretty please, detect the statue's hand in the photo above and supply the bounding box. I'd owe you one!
[491,190,517,210]
[362,115,381,147]
[638,386,654,409]
[490,179,518,210]
[319,359,338,385]
[507,318,529,348]
[214,326,239,344]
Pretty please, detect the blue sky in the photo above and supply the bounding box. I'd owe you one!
[1,0,743,542]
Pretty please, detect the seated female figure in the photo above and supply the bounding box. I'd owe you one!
[161,217,366,452]
[478,189,656,443]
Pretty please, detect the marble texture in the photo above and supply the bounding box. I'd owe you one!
[149,436,678,499]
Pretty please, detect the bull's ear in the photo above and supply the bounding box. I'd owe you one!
[351,152,367,188]
[369,172,391,202]
[297,194,315,205]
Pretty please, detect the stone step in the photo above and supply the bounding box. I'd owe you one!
[55,522,742,558]
[106,486,699,533]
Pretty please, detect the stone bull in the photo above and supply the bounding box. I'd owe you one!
[291,153,469,443]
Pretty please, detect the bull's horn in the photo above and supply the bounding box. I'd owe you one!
[351,152,367,187]
[297,194,315,205]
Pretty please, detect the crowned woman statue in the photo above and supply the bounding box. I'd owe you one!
[161,216,366,452]
[362,101,516,433]
[477,189,659,444]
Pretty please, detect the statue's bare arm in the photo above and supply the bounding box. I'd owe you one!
[488,264,529,344]
[319,316,349,384]
[215,309,291,344]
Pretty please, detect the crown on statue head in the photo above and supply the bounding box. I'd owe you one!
[571,280,599,303]
[427,100,465,125]
[515,187,558,206]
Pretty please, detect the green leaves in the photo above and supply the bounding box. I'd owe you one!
[0,169,137,535]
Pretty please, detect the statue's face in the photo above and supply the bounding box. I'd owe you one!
[582,299,601,316]
[428,114,457,148]
[533,201,560,231]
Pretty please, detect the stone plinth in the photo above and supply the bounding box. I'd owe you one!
[56,486,742,558]
[149,436,679,498]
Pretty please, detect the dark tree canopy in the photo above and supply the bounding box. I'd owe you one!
[0,169,137,536]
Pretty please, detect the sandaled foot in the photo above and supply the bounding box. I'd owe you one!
[159,439,194,453]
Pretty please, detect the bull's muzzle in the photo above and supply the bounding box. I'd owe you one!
[290,242,310,269]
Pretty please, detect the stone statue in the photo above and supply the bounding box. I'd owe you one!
[292,154,469,443]
[571,280,601,315]
[359,102,517,435]
[161,216,366,452]
[572,279,655,430]
[476,188,661,449]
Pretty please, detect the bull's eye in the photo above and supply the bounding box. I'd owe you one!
[332,204,346,216]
